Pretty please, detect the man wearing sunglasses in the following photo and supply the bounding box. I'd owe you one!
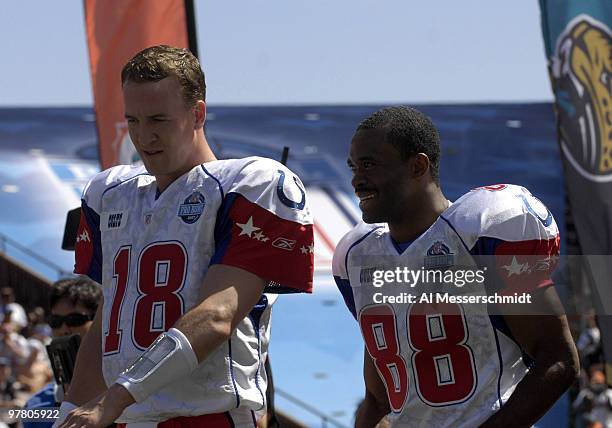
[47,278,100,339]
[23,277,101,428]
[47,313,94,333]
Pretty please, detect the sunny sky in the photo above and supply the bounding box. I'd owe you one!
[2,0,553,106]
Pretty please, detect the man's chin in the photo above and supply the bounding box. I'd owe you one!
[361,210,384,224]
[141,161,163,175]
[139,159,153,172]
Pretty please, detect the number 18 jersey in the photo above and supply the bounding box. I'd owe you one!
[333,185,559,427]
[75,157,314,423]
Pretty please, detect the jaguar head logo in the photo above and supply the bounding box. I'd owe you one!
[551,16,611,181]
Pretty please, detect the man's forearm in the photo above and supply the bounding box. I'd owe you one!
[355,395,388,428]
[172,265,267,363]
[479,358,578,428]
[485,291,580,428]
[172,301,234,363]
[112,266,266,407]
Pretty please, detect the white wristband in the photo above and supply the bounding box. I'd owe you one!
[52,401,78,428]
[116,328,198,403]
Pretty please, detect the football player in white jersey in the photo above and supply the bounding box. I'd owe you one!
[333,106,579,427]
[56,46,314,428]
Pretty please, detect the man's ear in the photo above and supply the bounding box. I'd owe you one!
[194,100,206,129]
[412,153,431,179]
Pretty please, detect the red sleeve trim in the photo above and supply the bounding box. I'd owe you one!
[212,195,314,293]
[494,236,560,296]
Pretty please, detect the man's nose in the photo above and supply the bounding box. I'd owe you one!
[139,124,155,144]
[56,325,71,337]
[132,123,156,146]
[351,171,367,190]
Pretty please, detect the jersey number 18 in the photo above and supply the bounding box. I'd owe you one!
[104,242,187,354]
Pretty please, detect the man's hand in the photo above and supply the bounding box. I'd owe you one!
[59,384,134,428]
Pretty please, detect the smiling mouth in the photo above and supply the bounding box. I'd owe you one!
[356,191,377,203]
[144,150,163,156]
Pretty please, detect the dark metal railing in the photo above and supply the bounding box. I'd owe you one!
[0,231,71,278]
[276,387,350,428]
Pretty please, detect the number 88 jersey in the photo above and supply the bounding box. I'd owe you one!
[75,157,314,423]
[333,185,560,427]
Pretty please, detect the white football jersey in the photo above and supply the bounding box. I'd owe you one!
[333,184,560,427]
[75,157,314,423]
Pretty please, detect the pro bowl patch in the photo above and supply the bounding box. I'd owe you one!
[178,192,206,224]
[424,240,454,269]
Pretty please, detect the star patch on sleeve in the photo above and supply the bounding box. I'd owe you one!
[494,236,560,295]
[75,209,94,274]
[212,195,314,293]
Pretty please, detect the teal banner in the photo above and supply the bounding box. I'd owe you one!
[539,0,612,384]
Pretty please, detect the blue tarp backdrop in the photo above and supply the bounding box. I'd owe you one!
[0,104,567,426]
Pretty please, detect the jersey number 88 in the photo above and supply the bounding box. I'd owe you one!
[359,302,477,412]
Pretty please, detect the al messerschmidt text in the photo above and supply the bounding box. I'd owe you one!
[373,292,532,305]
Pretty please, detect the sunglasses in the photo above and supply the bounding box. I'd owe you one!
[47,313,94,329]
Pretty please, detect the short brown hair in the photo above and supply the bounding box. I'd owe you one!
[121,45,206,106]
